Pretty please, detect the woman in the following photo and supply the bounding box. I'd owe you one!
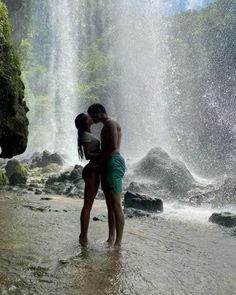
[75,113,101,246]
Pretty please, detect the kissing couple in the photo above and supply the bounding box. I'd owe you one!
[75,104,125,249]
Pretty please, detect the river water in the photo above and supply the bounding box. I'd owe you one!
[0,192,236,294]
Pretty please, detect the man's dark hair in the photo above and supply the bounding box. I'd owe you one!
[88,103,106,115]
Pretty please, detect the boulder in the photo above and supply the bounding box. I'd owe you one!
[45,166,84,196]
[134,147,194,194]
[31,151,64,168]
[127,181,172,201]
[124,191,163,212]
[5,159,27,178]
[209,212,236,227]
[69,165,83,182]
[9,173,26,185]
[124,208,150,218]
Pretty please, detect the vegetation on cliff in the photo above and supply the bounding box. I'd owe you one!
[166,0,236,175]
[0,1,28,158]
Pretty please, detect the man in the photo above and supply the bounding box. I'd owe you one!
[88,104,125,248]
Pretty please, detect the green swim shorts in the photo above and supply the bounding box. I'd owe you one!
[101,153,125,193]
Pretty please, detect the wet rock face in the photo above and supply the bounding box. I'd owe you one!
[45,165,84,197]
[0,3,28,158]
[209,212,236,227]
[9,173,27,185]
[134,147,194,194]
[30,151,64,168]
[5,159,27,179]
[124,191,163,213]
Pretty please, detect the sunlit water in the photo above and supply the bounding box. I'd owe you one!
[0,192,236,295]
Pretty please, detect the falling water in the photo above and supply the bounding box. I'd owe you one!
[24,0,82,164]
[110,1,171,157]
[47,1,80,162]
[20,0,235,176]
[25,0,172,163]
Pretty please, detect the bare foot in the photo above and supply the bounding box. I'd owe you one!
[112,243,121,251]
[105,238,115,247]
[79,236,88,247]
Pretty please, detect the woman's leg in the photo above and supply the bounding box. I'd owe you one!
[79,166,99,246]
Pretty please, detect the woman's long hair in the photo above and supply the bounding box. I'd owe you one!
[75,113,90,159]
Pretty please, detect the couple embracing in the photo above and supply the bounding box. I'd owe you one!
[75,104,125,249]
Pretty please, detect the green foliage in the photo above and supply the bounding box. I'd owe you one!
[77,38,118,102]
[15,162,27,175]
[0,1,23,114]
[0,169,8,185]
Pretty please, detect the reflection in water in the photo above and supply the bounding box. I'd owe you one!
[0,193,236,295]
[67,247,123,295]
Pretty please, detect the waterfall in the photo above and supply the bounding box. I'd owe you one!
[110,1,171,158]
[23,0,170,164]
[48,0,80,163]
[21,0,235,176]
[24,0,82,164]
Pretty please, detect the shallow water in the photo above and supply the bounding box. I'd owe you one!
[0,193,236,295]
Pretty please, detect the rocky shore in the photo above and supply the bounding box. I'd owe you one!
[0,147,235,223]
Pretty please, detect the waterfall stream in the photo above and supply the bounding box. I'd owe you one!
[21,0,235,176]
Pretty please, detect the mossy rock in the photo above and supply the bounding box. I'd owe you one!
[5,159,27,179]
[0,2,29,158]
[0,169,8,185]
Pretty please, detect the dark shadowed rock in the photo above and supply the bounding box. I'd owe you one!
[5,159,26,177]
[134,147,194,194]
[124,191,163,212]
[127,181,172,201]
[124,208,150,218]
[35,189,42,195]
[5,160,27,185]
[9,173,27,185]
[93,214,106,221]
[69,165,83,182]
[209,212,236,227]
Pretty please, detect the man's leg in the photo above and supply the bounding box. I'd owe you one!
[104,189,116,245]
[104,191,125,248]
[102,154,125,247]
